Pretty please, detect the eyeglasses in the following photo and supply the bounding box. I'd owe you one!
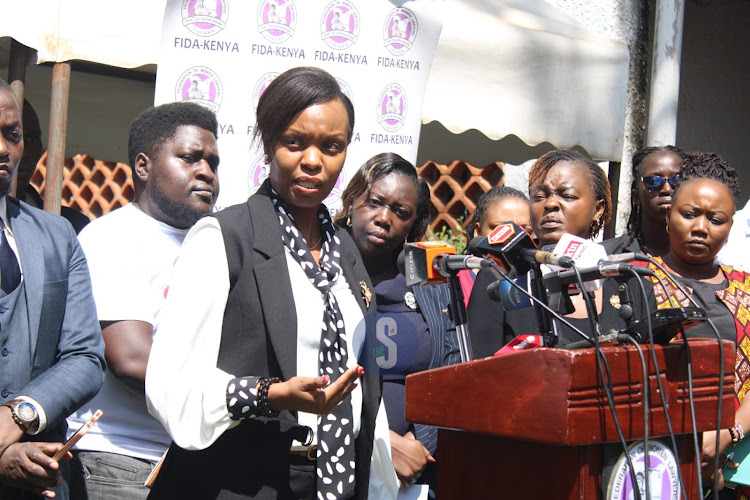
[641,174,681,192]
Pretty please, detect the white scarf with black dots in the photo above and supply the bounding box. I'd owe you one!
[270,190,356,500]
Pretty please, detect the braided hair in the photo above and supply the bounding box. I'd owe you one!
[624,145,685,255]
[528,150,612,239]
[675,151,740,206]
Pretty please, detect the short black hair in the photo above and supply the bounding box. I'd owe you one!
[676,151,741,208]
[128,101,218,168]
[253,67,354,157]
[335,152,432,241]
[467,186,528,240]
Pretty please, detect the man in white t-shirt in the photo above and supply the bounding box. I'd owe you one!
[717,197,750,272]
[67,101,220,499]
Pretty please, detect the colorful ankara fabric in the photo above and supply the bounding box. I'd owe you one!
[647,258,750,499]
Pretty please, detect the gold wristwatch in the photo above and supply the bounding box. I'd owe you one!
[3,398,39,432]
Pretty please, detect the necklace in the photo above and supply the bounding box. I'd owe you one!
[309,232,323,250]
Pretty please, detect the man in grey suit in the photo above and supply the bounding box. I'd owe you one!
[0,80,105,498]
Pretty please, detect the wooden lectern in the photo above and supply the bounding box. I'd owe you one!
[405,339,734,499]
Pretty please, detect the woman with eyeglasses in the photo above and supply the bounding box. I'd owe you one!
[603,146,685,257]
[639,152,750,497]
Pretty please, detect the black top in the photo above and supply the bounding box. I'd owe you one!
[375,274,432,436]
[467,267,656,357]
[679,277,735,342]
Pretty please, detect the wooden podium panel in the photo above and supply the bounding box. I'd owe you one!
[405,339,734,499]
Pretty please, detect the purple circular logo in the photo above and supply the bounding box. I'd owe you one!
[256,0,297,43]
[383,8,418,56]
[322,170,346,217]
[181,0,228,37]
[336,78,354,101]
[376,83,407,132]
[252,72,280,110]
[175,67,223,112]
[247,153,270,196]
[607,441,679,500]
[320,1,360,50]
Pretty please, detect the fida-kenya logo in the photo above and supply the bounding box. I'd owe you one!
[376,84,407,132]
[176,67,223,112]
[320,1,360,50]
[181,0,228,37]
[383,8,418,56]
[256,0,297,44]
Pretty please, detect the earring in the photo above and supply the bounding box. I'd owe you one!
[263,155,270,165]
[346,214,352,228]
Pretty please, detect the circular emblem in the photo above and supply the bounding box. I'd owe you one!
[181,0,228,37]
[322,170,347,217]
[354,311,420,376]
[335,78,354,101]
[376,83,407,132]
[383,8,418,56]
[320,1,360,50]
[607,441,679,500]
[256,0,297,43]
[247,153,270,196]
[252,72,280,110]
[176,67,223,112]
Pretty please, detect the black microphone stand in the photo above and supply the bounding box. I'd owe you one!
[529,261,557,347]
[444,274,473,362]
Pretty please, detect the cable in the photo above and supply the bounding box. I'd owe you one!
[488,261,643,499]
[570,265,643,500]
[620,334,650,500]
[486,262,593,345]
[629,268,687,498]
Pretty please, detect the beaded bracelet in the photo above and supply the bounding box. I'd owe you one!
[735,421,745,442]
[729,425,739,444]
[257,377,281,418]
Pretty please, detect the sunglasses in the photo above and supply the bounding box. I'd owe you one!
[641,174,681,192]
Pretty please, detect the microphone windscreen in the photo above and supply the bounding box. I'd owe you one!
[467,236,486,256]
[396,249,406,276]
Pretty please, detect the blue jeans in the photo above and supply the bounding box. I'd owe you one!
[70,451,155,500]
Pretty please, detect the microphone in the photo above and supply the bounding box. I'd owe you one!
[486,275,533,309]
[434,254,490,274]
[550,234,609,292]
[544,261,657,289]
[467,222,539,277]
[602,252,651,263]
[520,249,574,268]
[399,241,490,286]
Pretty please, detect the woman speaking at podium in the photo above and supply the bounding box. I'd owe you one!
[639,152,750,497]
[467,149,653,356]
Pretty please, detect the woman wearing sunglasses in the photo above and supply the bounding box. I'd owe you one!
[603,145,685,257]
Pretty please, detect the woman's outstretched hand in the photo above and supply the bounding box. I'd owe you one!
[267,365,365,414]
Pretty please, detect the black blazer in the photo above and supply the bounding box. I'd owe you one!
[149,182,380,500]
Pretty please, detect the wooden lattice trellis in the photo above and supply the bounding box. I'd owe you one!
[31,154,135,220]
[417,160,506,245]
[30,157,507,243]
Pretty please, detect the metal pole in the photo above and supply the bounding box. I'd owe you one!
[7,39,30,197]
[43,62,71,215]
[647,0,686,146]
